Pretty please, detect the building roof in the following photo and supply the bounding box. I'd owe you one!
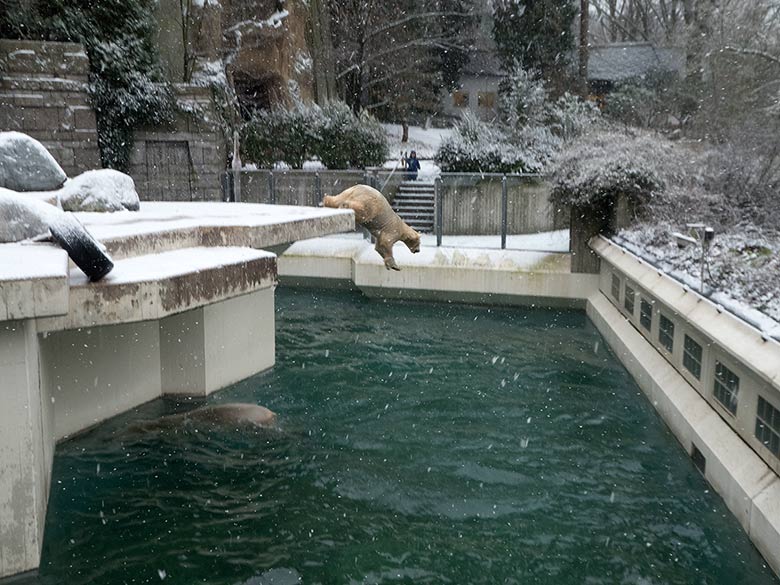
[588,42,685,82]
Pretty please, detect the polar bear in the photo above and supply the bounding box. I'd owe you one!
[323,184,421,270]
[126,403,277,435]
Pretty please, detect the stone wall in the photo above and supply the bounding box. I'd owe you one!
[0,39,100,177]
[130,85,226,202]
[0,39,226,202]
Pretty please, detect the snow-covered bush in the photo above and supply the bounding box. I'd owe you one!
[604,84,659,128]
[243,106,325,169]
[546,93,601,141]
[498,63,548,129]
[550,129,683,209]
[435,112,551,173]
[242,101,388,169]
[318,102,388,169]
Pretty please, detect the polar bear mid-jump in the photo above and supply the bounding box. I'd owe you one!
[323,184,421,271]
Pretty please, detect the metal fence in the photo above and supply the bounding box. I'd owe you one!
[221,169,568,249]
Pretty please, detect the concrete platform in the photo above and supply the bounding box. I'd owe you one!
[76,201,354,259]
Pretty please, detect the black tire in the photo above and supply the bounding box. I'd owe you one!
[49,214,114,282]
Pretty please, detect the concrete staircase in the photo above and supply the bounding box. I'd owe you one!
[392,181,435,233]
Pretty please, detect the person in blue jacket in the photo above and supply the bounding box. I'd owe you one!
[405,150,421,180]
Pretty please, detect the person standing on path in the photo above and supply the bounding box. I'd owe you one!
[405,150,421,181]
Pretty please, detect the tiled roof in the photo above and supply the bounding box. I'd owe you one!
[588,42,685,81]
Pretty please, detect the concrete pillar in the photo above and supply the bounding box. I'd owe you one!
[161,288,275,396]
[0,320,52,579]
[39,321,162,441]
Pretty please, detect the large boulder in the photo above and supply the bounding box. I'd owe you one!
[59,169,140,212]
[0,188,59,242]
[0,131,67,192]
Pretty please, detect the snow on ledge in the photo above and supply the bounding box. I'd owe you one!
[68,246,275,287]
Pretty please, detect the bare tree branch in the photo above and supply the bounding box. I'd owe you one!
[366,11,473,39]
[719,45,780,66]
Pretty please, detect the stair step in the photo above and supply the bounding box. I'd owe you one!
[398,188,435,194]
[394,196,433,205]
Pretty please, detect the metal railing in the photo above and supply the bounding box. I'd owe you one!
[221,169,567,250]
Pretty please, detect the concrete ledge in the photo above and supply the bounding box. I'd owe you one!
[280,237,599,307]
[0,245,68,320]
[587,292,780,576]
[37,247,276,331]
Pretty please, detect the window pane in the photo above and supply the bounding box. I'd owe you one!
[640,299,652,330]
[659,314,674,352]
[624,286,635,314]
[713,361,739,415]
[683,335,702,380]
[611,274,620,300]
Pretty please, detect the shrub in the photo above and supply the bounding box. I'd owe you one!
[242,106,325,169]
[546,93,601,141]
[318,102,388,169]
[241,101,388,169]
[549,129,682,210]
[435,112,553,173]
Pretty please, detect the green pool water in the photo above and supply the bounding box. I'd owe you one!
[29,288,778,585]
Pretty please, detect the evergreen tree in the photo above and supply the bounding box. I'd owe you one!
[492,0,578,90]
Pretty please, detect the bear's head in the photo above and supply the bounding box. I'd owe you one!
[402,225,421,254]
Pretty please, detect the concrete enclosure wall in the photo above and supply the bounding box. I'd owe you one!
[590,237,780,576]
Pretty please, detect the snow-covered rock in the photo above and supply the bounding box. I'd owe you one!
[0,131,67,192]
[0,187,59,242]
[59,169,140,212]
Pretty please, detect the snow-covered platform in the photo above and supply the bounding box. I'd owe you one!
[77,201,355,259]
[0,201,353,580]
[278,232,596,308]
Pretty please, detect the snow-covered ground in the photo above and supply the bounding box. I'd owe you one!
[382,123,453,159]
[617,224,780,334]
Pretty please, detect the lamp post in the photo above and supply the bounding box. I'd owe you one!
[672,223,715,293]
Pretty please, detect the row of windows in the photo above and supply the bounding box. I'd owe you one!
[452,90,496,109]
[610,270,780,463]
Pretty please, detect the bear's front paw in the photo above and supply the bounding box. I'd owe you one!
[384,258,401,271]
